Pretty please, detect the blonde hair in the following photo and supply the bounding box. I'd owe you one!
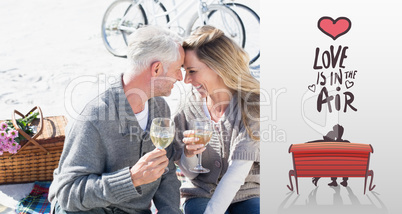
[184,25,260,140]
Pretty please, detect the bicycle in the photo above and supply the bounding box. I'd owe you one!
[219,1,260,65]
[161,0,260,66]
[101,0,245,59]
[184,0,260,65]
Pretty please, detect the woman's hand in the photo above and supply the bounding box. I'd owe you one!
[182,130,206,158]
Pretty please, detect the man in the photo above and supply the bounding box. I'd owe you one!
[311,124,350,187]
[48,26,185,214]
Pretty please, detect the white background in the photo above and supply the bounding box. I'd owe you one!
[261,0,402,213]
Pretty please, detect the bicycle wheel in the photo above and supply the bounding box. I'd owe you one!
[186,4,245,51]
[122,1,170,46]
[140,0,170,26]
[225,3,260,65]
[101,0,147,57]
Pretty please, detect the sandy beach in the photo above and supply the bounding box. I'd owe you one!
[0,0,128,121]
[0,0,259,121]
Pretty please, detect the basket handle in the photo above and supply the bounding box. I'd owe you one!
[11,106,49,155]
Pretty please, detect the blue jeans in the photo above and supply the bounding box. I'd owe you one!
[183,197,260,214]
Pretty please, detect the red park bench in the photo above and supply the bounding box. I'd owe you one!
[287,142,376,194]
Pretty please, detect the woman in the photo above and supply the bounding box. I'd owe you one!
[173,25,260,214]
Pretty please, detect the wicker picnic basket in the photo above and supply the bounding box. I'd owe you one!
[0,106,67,184]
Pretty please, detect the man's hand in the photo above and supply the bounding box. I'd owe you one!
[130,148,168,187]
[182,130,206,158]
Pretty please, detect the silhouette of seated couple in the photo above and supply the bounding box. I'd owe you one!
[309,124,350,187]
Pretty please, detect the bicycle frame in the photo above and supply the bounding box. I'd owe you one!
[151,0,195,28]
[118,0,210,35]
[102,0,257,65]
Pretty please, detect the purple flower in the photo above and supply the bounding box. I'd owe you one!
[2,140,10,151]
[8,142,20,154]
[7,130,18,139]
[8,146,18,154]
[0,131,6,140]
[0,128,22,156]
[6,137,14,144]
[0,122,7,131]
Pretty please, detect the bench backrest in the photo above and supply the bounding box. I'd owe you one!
[289,142,373,177]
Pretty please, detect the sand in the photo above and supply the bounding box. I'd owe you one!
[0,0,127,121]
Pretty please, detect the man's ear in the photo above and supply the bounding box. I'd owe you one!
[151,61,163,77]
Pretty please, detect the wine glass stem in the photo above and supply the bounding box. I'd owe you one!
[197,152,203,168]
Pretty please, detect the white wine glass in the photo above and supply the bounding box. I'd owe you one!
[189,120,213,173]
[150,117,175,174]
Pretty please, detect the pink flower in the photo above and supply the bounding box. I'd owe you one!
[8,142,20,154]
[7,130,18,139]
[8,146,18,154]
[6,137,14,145]
[2,140,10,151]
[0,131,7,140]
[0,122,7,131]
[0,127,22,155]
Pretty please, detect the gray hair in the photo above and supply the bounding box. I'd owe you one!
[127,25,183,74]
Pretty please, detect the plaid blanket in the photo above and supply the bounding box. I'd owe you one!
[13,168,186,214]
[15,181,51,214]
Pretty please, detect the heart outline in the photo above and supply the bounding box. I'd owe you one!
[345,80,354,89]
[318,16,351,40]
[308,84,316,92]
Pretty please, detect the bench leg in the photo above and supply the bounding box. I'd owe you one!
[287,170,299,194]
[364,170,376,194]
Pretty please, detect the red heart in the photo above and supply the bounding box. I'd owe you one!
[318,17,351,40]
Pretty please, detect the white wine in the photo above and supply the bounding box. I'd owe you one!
[190,120,212,173]
[149,117,175,174]
[194,131,212,146]
[151,132,174,149]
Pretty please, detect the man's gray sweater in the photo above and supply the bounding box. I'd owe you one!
[48,80,181,213]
